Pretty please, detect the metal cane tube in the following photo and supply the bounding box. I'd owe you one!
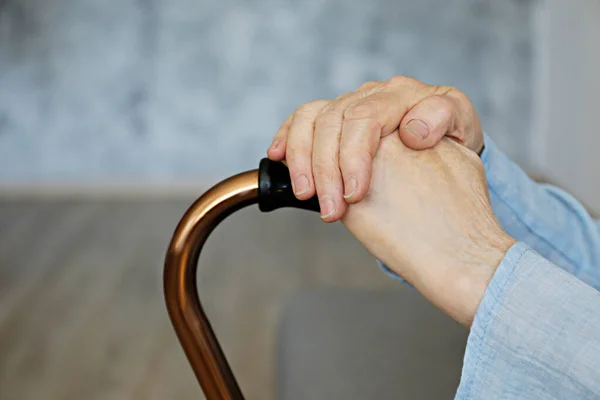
[164,159,319,399]
[164,169,258,400]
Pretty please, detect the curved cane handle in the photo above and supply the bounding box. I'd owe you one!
[164,159,319,400]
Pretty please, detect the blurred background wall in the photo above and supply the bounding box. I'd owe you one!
[529,0,600,214]
[2,1,600,399]
[0,0,534,186]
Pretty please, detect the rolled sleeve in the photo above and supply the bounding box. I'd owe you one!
[457,242,600,399]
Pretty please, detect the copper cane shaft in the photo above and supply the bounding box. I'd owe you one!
[164,169,259,400]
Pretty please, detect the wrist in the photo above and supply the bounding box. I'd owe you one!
[451,232,516,327]
[398,231,515,328]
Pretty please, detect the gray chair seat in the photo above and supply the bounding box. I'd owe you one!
[277,288,468,399]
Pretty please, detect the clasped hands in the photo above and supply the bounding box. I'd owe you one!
[267,76,515,327]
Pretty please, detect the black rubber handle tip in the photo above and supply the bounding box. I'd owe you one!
[258,158,320,213]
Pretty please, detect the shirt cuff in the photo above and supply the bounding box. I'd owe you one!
[458,241,600,398]
[466,241,530,344]
[457,241,531,398]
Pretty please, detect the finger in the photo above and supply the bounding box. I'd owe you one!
[267,112,294,161]
[337,79,431,202]
[398,95,456,150]
[285,100,329,200]
[339,117,381,203]
[313,81,384,208]
[337,83,384,203]
[312,102,350,222]
[355,80,382,92]
[342,77,433,138]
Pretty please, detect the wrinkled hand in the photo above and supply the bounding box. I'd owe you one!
[341,133,515,327]
[267,76,484,222]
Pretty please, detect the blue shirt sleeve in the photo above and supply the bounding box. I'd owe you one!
[376,134,600,398]
[481,133,600,290]
[456,242,600,399]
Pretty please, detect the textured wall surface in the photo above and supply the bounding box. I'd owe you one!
[0,0,533,183]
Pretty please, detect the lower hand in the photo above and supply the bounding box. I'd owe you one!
[340,132,515,327]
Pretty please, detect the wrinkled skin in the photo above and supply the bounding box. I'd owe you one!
[339,133,514,326]
[267,76,484,222]
[267,76,513,327]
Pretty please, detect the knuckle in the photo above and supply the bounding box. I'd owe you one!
[356,80,381,91]
[273,133,287,143]
[286,146,310,164]
[309,99,331,110]
[312,154,337,175]
[334,92,352,101]
[315,110,342,128]
[442,86,470,105]
[339,143,358,159]
[295,103,317,117]
[341,151,371,172]
[280,113,294,127]
[386,75,419,88]
[432,95,455,118]
[343,101,377,120]
[279,115,294,128]
[294,100,329,116]
[274,125,289,138]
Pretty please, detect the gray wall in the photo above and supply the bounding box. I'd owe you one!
[0,0,534,184]
[530,0,600,212]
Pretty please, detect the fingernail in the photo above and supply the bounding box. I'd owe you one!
[294,175,310,195]
[270,140,280,149]
[406,119,430,140]
[320,196,336,219]
[343,177,358,199]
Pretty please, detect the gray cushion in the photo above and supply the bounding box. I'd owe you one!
[277,288,468,399]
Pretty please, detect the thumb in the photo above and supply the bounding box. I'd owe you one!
[397,95,456,150]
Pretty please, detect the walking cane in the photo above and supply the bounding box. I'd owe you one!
[164,159,319,400]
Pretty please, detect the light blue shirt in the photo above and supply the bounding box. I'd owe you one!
[380,134,600,399]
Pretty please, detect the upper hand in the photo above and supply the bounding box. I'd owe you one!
[266,76,484,222]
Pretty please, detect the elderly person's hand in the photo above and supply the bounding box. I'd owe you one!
[341,132,515,327]
[267,76,484,221]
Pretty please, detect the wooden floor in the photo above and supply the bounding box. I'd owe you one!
[0,198,394,400]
